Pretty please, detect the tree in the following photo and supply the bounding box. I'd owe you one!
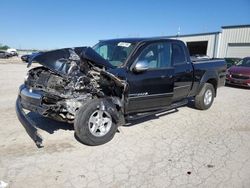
[0,43,10,50]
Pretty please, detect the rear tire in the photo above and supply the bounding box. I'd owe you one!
[74,98,118,146]
[195,83,215,110]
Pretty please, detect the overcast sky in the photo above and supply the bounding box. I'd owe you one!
[0,0,249,50]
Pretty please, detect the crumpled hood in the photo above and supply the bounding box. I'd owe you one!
[229,65,250,75]
[29,47,114,75]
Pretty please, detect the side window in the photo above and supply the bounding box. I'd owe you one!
[136,42,171,69]
[172,43,186,65]
[96,45,108,59]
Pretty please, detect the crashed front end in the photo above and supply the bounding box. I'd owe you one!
[16,47,126,147]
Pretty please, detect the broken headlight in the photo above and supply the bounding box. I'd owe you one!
[24,72,29,82]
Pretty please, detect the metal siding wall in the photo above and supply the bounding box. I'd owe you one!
[218,27,250,58]
[227,45,250,58]
[171,34,217,58]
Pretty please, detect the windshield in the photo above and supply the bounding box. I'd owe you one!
[93,41,135,67]
[237,57,250,67]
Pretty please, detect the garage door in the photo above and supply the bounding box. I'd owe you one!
[226,43,250,58]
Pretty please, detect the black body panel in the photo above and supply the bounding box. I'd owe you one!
[171,41,194,101]
[126,68,174,113]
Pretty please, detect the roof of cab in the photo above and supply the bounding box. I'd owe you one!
[100,37,179,44]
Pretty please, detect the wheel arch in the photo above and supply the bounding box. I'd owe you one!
[197,71,219,97]
[206,78,217,96]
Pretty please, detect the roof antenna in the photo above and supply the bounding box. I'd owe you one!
[177,26,181,37]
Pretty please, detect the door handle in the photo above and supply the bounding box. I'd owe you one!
[185,70,191,73]
[161,75,173,79]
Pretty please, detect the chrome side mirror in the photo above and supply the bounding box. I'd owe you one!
[134,60,149,72]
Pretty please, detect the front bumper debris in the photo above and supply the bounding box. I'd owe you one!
[15,86,44,148]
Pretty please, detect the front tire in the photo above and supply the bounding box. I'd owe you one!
[74,98,118,146]
[195,83,215,110]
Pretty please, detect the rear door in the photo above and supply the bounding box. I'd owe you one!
[171,41,193,101]
[126,41,174,113]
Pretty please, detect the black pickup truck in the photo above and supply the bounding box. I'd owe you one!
[16,38,226,147]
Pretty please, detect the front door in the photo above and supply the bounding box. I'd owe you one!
[126,41,174,113]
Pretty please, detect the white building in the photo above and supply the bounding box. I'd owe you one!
[170,24,250,58]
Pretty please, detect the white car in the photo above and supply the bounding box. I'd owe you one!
[6,48,18,56]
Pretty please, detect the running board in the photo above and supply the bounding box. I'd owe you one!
[125,99,188,121]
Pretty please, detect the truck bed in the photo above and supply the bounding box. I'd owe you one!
[189,59,227,96]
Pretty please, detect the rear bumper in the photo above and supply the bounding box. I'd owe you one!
[16,97,43,147]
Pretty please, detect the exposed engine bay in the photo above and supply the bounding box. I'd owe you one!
[22,47,127,123]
